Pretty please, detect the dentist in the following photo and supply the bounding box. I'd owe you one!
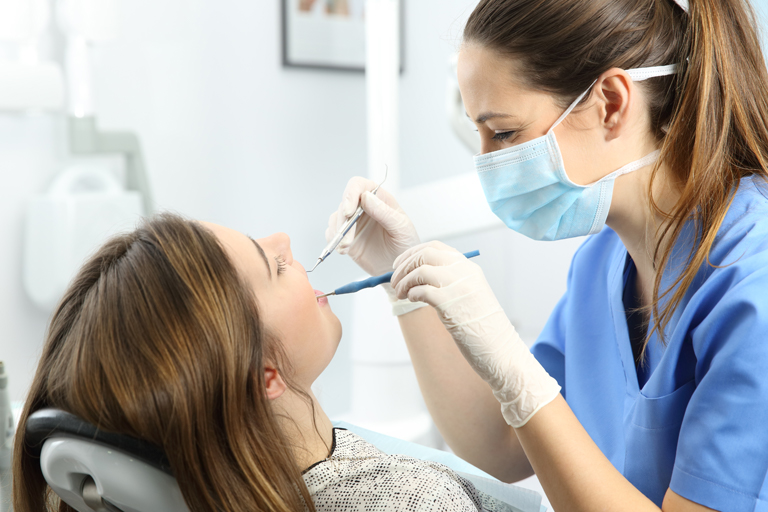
[326,0,768,510]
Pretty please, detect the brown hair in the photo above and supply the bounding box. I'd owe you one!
[13,213,317,512]
[465,0,768,347]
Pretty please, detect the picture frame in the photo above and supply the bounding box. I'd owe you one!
[281,0,404,72]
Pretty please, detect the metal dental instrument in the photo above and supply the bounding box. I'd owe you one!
[316,250,480,299]
[308,165,388,273]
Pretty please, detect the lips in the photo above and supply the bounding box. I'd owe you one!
[314,289,328,306]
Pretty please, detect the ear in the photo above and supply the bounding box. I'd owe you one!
[593,68,633,142]
[264,365,288,400]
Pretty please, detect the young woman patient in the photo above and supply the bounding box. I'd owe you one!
[13,213,516,512]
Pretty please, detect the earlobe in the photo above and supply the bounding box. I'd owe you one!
[264,366,287,400]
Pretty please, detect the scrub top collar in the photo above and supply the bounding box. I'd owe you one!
[622,256,651,388]
[609,250,672,397]
[610,251,644,397]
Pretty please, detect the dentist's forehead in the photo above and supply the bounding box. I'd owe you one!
[457,46,551,119]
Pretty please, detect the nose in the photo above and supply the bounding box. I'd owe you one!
[271,232,292,261]
[258,232,292,262]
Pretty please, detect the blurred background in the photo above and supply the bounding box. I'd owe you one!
[2,0,768,505]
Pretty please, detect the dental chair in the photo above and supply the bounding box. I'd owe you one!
[26,408,189,512]
[27,409,545,512]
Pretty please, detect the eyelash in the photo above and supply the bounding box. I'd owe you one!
[275,255,287,275]
[472,129,517,142]
[492,131,515,141]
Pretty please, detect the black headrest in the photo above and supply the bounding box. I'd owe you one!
[26,408,173,475]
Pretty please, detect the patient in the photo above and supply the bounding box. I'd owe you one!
[13,213,514,512]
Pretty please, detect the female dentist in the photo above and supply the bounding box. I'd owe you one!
[326,0,768,510]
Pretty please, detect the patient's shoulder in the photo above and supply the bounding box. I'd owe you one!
[303,429,513,511]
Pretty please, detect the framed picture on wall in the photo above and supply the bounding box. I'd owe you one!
[281,0,404,72]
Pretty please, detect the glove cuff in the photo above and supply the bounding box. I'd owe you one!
[380,284,429,316]
[496,374,561,428]
[489,337,562,428]
[391,298,429,317]
[381,283,399,302]
[449,314,561,428]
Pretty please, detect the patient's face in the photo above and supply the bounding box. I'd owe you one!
[203,223,342,389]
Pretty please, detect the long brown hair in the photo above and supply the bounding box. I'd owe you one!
[13,213,317,512]
[465,0,768,347]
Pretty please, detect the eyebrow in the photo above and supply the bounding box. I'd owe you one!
[249,237,272,280]
[467,111,520,124]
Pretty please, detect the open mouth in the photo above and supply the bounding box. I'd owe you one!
[314,289,329,306]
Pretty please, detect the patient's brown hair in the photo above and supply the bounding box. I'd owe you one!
[13,213,316,512]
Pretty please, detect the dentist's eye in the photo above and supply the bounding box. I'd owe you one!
[275,255,287,275]
[492,131,515,141]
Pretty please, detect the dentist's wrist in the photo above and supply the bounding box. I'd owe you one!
[382,283,429,316]
[440,308,561,428]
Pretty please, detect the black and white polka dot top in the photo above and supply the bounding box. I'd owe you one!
[302,428,518,511]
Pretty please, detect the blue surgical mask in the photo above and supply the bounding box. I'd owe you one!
[474,64,678,241]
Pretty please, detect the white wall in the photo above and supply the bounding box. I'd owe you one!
[84,0,581,418]
[0,0,495,415]
[0,115,64,404]
[5,0,768,418]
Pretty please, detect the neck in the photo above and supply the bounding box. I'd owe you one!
[273,388,334,471]
[606,159,681,308]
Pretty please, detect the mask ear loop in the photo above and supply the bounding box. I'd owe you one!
[586,150,662,187]
[546,64,679,136]
[546,80,597,135]
[626,64,678,81]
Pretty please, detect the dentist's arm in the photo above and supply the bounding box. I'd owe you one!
[390,242,714,512]
[326,178,533,482]
[397,306,534,482]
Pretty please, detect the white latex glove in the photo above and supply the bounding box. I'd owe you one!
[390,241,562,428]
[326,177,420,278]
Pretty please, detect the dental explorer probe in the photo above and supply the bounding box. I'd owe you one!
[307,166,388,273]
[316,250,480,299]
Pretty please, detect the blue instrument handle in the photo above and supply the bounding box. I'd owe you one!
[332,250,480,296]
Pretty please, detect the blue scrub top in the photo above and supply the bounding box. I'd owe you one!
[531,175,768,511]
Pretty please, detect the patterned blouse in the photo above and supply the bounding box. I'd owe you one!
[302,428,518,511]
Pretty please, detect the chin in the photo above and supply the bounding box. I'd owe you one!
[333,316,342,342]
[329,320,343,356]
[323,309,343,342]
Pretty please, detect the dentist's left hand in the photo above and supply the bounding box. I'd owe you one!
[326,177,420,277]
[390,241,562,428]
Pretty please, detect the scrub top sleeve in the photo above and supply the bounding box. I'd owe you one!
[531,249,580,398]
[670,267,768,512]
[531,293,567,396]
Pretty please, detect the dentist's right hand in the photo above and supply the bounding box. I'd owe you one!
[326,177,420,277]
[390,241,562,428]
